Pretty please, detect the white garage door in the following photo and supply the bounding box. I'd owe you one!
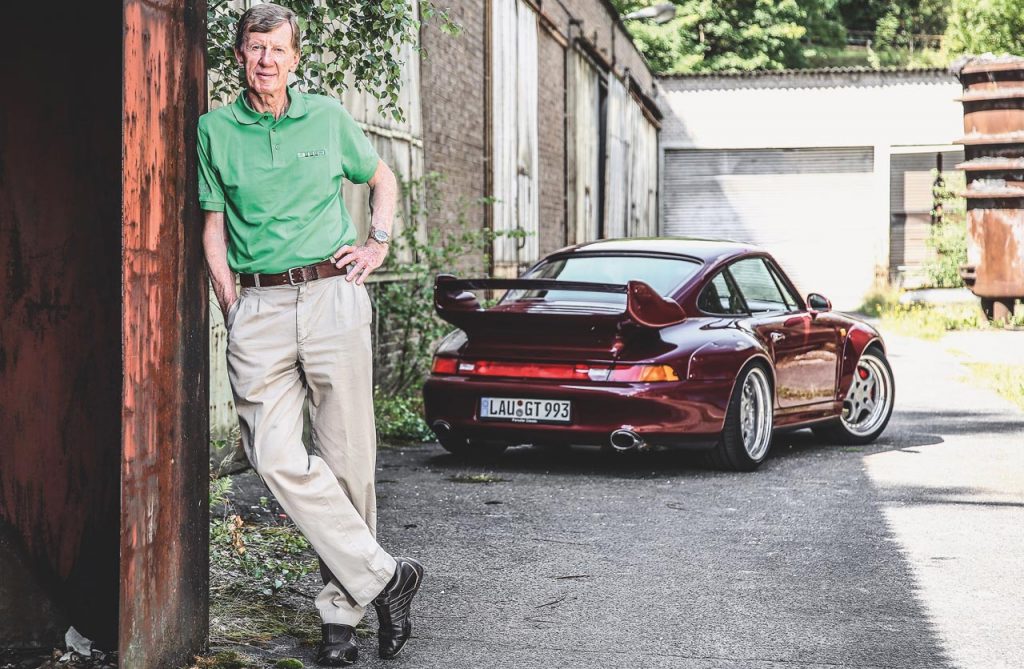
[662,147,876,309]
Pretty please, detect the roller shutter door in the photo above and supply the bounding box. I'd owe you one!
[662,147,875,309]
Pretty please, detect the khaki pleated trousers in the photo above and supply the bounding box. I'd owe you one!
[225,273,396,625]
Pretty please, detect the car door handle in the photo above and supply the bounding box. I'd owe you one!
[770,332,786,343]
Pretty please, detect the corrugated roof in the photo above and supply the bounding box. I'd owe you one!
[659,66,949,79]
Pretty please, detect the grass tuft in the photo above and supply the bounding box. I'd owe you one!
[964,363,1024,412]
[448,473,507,484]
[209,596,321,646]
[858,290,1024,340]
[274,659,305,669]
[189,651,252,669]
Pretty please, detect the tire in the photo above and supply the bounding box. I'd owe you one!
[707,363,774,472]
[437,434,508,460]
[813,348,895,446]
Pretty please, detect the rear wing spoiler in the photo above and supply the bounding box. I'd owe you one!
[434,274,686,329]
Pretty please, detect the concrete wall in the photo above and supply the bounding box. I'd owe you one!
[657,69,964,301]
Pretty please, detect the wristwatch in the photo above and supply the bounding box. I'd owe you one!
[369,227,390,245]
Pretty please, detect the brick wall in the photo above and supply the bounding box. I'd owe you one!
[420,0,657,269]
[419,1,489,273]
[541,0,656,93]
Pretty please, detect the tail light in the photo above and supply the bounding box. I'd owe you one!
[608,364,679,382]
[431,356,459,375]
[432,358,679,383]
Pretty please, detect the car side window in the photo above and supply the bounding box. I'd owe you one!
[698,272,746,315]
[728,258,789,313]
[765,260,802,311]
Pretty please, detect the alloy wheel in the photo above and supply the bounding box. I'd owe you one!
[740,367,773,460]
[841,353,893,437]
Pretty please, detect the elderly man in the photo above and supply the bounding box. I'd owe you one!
[197,4,423,665]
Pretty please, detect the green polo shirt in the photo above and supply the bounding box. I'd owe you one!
[197,86,379,274]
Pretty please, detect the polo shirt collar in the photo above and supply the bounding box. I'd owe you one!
[230,86,307,125]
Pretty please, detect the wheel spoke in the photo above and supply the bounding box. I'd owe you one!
[840,356,892,437]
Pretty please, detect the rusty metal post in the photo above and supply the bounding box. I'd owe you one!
[954,56,1024,321]
[121,0,210,667]
[1,2,209,665]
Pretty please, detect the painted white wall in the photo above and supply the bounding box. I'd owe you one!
[658,73,963,151]
[657,71,964,309]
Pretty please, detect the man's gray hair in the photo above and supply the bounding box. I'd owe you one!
[235,3,301,53]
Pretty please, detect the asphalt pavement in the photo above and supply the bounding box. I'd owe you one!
[226,328,1023,669]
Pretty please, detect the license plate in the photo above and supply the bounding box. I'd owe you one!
[480,397,572,424]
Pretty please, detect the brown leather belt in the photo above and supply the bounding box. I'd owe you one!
[239,259,347,288]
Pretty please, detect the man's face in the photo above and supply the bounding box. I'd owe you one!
[235,21,299,97]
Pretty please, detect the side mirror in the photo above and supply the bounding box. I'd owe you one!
[807,293,831,312]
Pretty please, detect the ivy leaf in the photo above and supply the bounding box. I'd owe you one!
[207,0,462,121]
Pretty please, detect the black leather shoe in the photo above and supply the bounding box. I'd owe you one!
[372,557,425,659]
[316,623,358,667]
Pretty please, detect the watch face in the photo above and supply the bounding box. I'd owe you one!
[372,229,389,242]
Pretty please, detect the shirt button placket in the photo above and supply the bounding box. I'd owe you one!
[270,125,283,167]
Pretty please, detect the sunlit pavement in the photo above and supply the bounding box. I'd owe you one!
[863,332,1024,669]
[225,329,1023,669]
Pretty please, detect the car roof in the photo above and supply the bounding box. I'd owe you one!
[552,237,761,264]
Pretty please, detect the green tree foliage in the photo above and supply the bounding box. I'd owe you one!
[945,0,1024,55]
[207,0,459,121]
[369,173,512,397]
[836,0,947,47]
[616,0,1023,73]
[613,0,845,73]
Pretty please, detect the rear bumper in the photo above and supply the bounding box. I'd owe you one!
[422,375,731,448]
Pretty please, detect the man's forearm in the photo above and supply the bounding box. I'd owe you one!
[202,211,236,314]
[367,160,398,238]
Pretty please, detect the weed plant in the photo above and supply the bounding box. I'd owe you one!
[859,289,1024,339]
[369,172,523,441]
[924,169,967,289]
[965,363,1024,412]
[208,475,320,647]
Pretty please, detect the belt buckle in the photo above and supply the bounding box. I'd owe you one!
[287,266,305,286]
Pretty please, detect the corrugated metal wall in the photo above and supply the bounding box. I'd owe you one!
[631,114,659,237]
[604,76,659,239]
[567,47,602,245]
[491,0,539,276]
[662,147,876,308]
[604,76,629,239]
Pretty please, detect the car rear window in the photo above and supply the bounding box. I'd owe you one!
[508,255,701,305]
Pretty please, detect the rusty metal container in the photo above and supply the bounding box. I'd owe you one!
[954,56,1024,320]
[1,2,209,667]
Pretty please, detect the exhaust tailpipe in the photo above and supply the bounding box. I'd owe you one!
[432,420,452,436]
[609,428,644,452]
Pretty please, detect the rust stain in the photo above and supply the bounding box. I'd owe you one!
[956,58,1024,303]
[120,0,209,667]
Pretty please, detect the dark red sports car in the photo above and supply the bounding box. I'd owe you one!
[422,238,894,471]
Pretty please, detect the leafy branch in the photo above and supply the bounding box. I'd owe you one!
[207,0,461,121]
